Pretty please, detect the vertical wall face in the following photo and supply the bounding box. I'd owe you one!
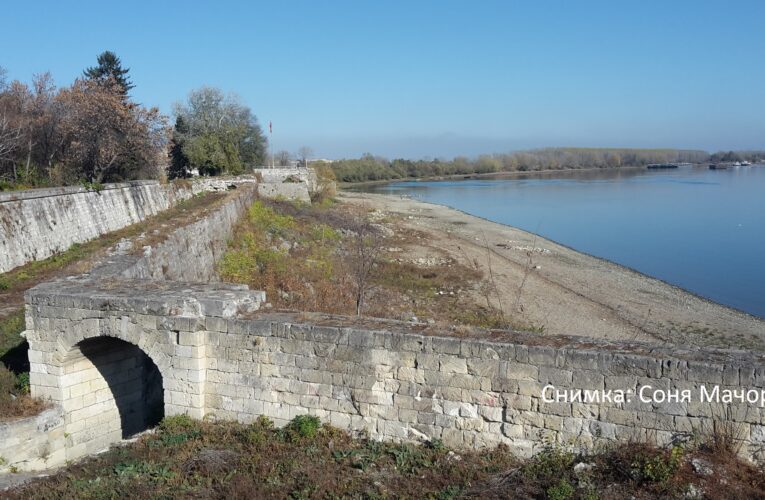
[202,318,765,462]
[0,181,193,273]
[61,337,164,457]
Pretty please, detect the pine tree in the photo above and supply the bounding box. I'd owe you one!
[83,51,134,96]
[168,116,191,179]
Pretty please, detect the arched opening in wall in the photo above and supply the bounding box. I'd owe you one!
[62,337,164,447]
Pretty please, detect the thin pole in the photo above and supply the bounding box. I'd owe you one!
[270,122,274,169]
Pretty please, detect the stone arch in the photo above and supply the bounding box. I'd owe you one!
[60,335,165,455]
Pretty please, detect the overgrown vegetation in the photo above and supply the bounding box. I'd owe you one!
[9,416,765,498]
[0,58,268,189]
[5,415,515,498]
[219,197,515,327]
[168,87,267,178]
[0,309,25,360]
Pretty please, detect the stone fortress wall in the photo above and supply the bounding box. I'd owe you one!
[3,169,765,473]
[0,167,317,274]
[0,181,194,274]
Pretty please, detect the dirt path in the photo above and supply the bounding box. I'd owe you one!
[342,192,765,350]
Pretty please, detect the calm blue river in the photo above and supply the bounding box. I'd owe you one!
[360,166,765,319]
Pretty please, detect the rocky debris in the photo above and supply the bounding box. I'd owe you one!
[496,242,551,254]
[685,483,704,499]
[573,462,595,476]
[367,209,388,222]
[691,457,713,477]
[371,223,394,238]
[408,257,454,267]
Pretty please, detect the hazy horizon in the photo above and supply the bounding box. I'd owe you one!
[3,0,763,159]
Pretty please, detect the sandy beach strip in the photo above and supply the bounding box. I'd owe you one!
[341,191,765,351]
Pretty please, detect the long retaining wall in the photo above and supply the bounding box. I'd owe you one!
[0,169,317,274]
[19,281,765,471]
[89,186,258,283]
[0,181,193,273]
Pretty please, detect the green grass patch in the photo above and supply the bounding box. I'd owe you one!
[248,200,295,235]
[0,309,25,359]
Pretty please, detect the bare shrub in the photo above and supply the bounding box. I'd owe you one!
[700,405,747,457]
[348,218,382,316]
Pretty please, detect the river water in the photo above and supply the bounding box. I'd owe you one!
[359,165,765,319]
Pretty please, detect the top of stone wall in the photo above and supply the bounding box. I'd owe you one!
[0,180,162,204]
[246,312,765,368]
[26,277,265,319]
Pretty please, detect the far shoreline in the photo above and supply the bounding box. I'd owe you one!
[339,164,659,189]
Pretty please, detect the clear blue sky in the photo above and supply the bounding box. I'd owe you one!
[2,0,763,159]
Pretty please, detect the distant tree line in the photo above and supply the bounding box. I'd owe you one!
[325,148,764,183]
[709,150,764,163]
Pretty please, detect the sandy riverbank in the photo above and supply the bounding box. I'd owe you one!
[341,191,765,351]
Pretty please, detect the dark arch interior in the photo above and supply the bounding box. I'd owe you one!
[76,337,164,438]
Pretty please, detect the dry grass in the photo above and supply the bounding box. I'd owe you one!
[8,416,765,499]
[218,197,518,330]
[6,415,517,499]
[0,364,49,421]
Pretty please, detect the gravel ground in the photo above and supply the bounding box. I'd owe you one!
[342,192,765,351]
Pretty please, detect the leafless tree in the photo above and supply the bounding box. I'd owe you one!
[296,146,313,168]
[276,149,291,167]
[0,112,23,174]
[348,218,382,316]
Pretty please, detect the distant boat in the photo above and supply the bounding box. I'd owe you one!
[646,163,679,169]
[741,161,751,166]
[709,164,728,170]
[733,161,742,167]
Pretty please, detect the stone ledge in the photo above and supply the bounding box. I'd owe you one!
[26,278,265,319]
[241,312,765,368]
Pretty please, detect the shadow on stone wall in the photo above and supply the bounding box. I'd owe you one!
[76,337,164,438]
